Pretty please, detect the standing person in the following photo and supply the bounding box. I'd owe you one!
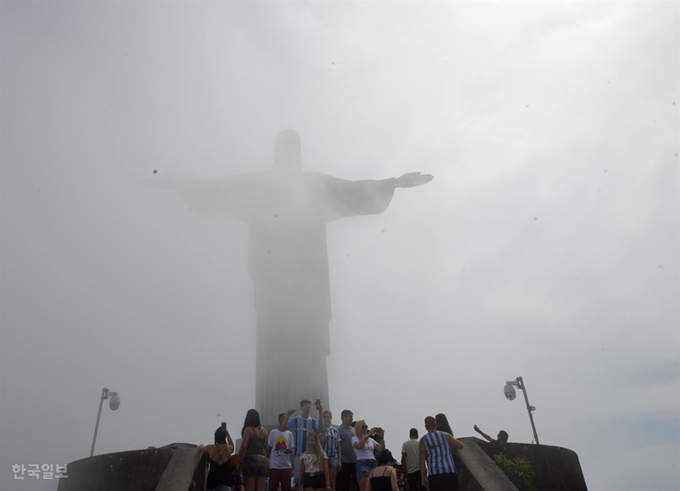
[241,409,270,491]
[400,429,423,491]
[365,450,399,491]
[433,415,453,440]
[318,408,342,491]
[352,420,383,491]
[336,410,358,491]
[269,413,296,491]
[280,399,321,488]
[473,425,509,443]
[419,417,463,491]
[434,413,464,477]
[298,433,330,491]
[199,424,236,491]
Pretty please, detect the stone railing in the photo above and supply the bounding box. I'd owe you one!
[57,443,207,491]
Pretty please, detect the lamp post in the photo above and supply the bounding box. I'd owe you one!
[503,376,539,444]
[90,387,121,457]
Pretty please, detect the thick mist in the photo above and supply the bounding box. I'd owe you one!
[1,2,678,491]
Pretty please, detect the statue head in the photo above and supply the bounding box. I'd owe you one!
[273,129,302,171]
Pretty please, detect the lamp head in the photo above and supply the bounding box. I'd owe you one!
[504,383,516,401]
[109,392,120,410]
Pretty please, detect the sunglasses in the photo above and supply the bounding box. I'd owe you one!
[362,425,368,429]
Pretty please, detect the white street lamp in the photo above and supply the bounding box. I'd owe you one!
[504,376,539,444]
[90,387,120,457]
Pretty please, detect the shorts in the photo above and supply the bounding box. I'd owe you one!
[327,457,339,469]
[303,473,326,489]
[356,460,377,480]
[244,456,269,478]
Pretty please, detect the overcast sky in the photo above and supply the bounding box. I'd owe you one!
[1,1,678,490]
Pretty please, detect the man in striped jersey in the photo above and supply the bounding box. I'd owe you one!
[419,416,464,491]
[318,408,342,491]
[279,399,321,487]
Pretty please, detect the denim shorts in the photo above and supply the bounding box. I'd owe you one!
[327,456,339,469]
[356,460,376,480]
[244,456,269,478]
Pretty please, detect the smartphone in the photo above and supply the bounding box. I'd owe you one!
[221,422,227,430]
[315,399,321,405]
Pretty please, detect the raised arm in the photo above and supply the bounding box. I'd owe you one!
[279,409,296,432]
[473,425,495,443]
[372,428,385,451]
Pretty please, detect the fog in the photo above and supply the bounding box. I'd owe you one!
[1,1,678,491]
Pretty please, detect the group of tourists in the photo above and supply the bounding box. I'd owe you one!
[197,400,509,491]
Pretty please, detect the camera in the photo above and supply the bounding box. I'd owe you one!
[504,384,516,401]
[109,393,121,410]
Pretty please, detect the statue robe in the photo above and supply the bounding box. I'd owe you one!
[176,170,395,423]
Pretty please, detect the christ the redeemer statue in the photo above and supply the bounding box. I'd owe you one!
[149,130,432,424]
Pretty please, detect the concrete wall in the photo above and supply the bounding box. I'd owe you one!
[57,444,206,491]
[451,439,519,491]
[58,437,587,491]
[467,438,588,491]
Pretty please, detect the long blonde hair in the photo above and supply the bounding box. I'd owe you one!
[355,419,369,449]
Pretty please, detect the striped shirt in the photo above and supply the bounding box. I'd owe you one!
[321,427,341,458]
[422,431,456,475]
[287,416,319,456]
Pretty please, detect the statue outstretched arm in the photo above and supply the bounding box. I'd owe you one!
[142,175,241,193]
[322,172,433,221]
[142,173,259,221]
[393,172,434,188]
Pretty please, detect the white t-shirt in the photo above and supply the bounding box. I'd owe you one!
[401,439,420,474]
[268,429,295,469]
[351,436,378,461]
